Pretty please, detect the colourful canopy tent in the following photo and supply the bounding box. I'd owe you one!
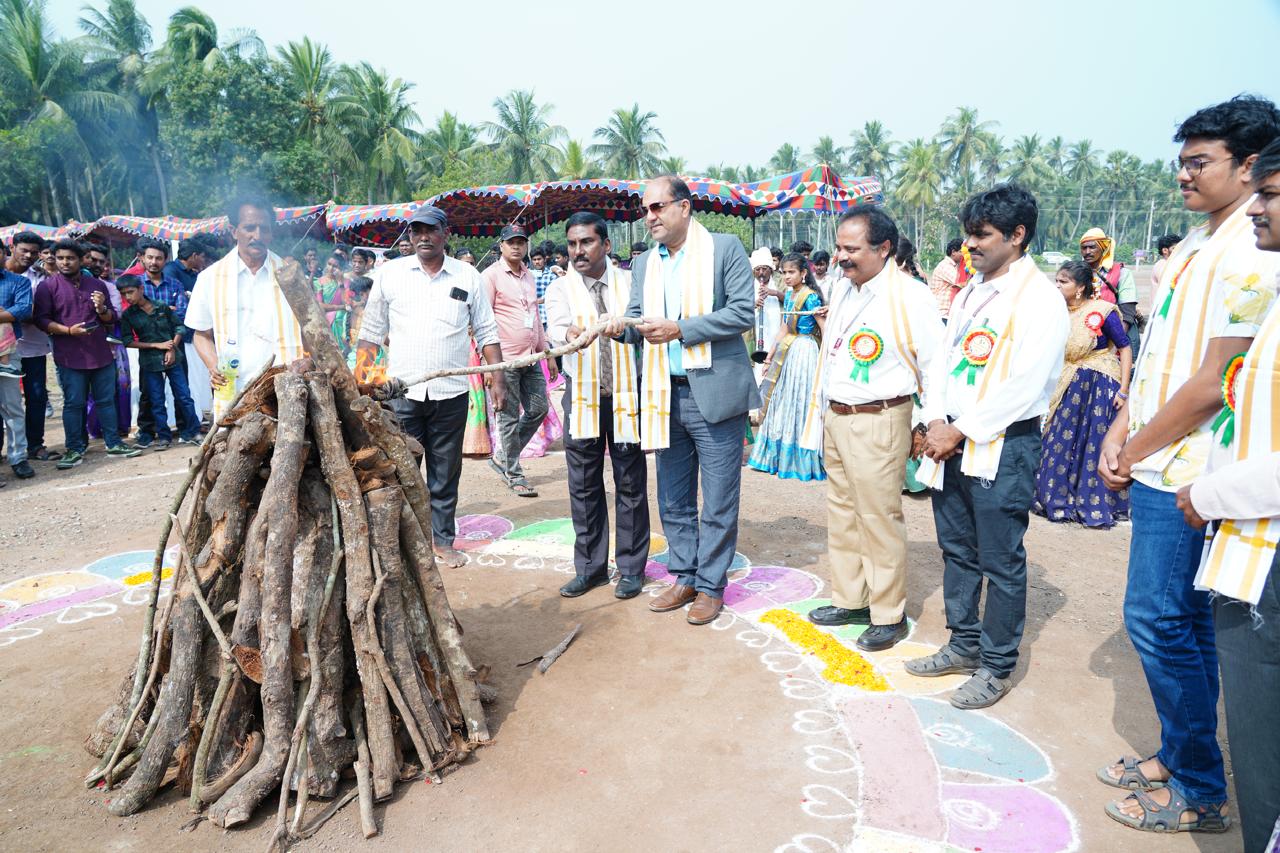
[327,201,424,246]
[0,222,62,244]
[738,165,883,214]
[78,204,331,248]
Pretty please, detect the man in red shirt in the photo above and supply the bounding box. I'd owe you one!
[482,224,557,496]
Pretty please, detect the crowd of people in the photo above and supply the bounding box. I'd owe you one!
[2,93,1279,849]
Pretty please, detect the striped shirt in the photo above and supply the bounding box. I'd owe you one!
[358,254,500,402]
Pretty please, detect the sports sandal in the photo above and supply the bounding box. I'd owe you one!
[1105,789,1229,833]
[949,668,1010,709]
[904,645,980,677]
[1097,756,1168,790]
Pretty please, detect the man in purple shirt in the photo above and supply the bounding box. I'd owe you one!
[33,240,141,469]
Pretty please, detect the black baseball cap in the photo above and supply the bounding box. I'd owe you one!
[498,223,529,241]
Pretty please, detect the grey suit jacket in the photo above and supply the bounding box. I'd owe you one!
[621,232,762,423]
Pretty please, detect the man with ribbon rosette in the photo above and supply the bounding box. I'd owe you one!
[797,207,943,652]
[1174,137,1280,852]
[1096,97,1280,837]
[907,184,1069,710]
[544,212,650,602]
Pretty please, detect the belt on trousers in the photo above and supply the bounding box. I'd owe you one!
[669,374,690,386]
[946,415,1041,437]
[829,395,911,415]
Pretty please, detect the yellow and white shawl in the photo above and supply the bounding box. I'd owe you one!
[562,262,640,443]
[206,250,305,418]
[1129,199,1280,489]
[1195,299,1280,604]
[640,218,715,450]
[798,263,922,451]
[915,257,1042,488]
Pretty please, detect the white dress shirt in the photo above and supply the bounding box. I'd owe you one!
[1191,454,1280,521]
[823,265,944,406]
[921,255,1069,444]
[187,250,288,390]
[357,254,500,402]
[545,270,606,348]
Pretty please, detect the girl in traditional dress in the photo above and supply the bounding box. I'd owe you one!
[748,253,826,481]
[313,253,348,342]
[1034,260,1132,528]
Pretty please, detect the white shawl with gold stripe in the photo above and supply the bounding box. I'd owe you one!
[561,262,640,442]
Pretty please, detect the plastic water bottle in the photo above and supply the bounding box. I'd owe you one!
[216,356,239,404]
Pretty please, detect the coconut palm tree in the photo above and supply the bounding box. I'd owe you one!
[895,139,943,248]
[1066,139,1101,234]
[161,5,262,68]
[332,62,421,202]
[1004,134,1052,190]
[810,135,846,172]
[277,37,334,136]
[849,120,895,182]
[657,155,686,175]
[588,104,667,179]
[768,143,800,173]
[419,111,478,173]
[482,89,567,183]
[937,106,996,193]
[558,140,597,180]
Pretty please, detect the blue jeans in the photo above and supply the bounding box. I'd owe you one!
[655,382,746,598]
[142,365,200,441]
[1124,481,1225,804]
[21,355,47,450]
[56,363,122,453]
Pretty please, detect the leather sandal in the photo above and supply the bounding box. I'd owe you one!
[1105,790,1230,833]
[1097,756,1168,790]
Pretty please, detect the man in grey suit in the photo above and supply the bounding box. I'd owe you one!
[603,176,760,625]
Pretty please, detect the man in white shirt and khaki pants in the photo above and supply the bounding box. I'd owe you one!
[800,207,943,653]
[907,184,1069,710]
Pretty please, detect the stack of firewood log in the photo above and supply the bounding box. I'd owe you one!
[83,260,489,849]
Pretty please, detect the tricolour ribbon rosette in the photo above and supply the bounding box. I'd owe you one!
[951,326,997,385]
[1211,351,1247,447]
[847,328,884,382]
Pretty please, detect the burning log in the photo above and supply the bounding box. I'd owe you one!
[86,260,491,848]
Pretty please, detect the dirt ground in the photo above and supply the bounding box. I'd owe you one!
[0,269,1241,853]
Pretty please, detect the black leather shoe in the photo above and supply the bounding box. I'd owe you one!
[11,460,34,479]
[856,620,909,652]
[559,574,610,598]
[807,605,871,627]
[614,574,645,599]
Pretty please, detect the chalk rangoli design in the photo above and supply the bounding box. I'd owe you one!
[0,513,1078,852]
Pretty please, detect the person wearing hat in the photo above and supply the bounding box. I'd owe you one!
[1079,226,1140,351]
[482,223,556,496]
[749,247,782,367]
[357,205,505,568]
[188,195,306,417]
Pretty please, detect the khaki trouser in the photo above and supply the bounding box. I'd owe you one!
[823,403,912,625]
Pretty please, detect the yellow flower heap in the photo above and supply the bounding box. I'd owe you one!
[760,609,891,691]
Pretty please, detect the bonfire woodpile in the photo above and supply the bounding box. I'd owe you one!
[83,260,490,849]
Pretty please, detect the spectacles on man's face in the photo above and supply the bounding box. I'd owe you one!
[644,198,685,216]
[1172,156,1232,177]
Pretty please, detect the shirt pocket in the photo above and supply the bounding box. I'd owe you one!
[434,296,469,329]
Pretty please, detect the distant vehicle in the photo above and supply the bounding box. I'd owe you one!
[1042,251,1070,265]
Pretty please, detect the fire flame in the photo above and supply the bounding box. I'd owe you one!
[354,346,388,386]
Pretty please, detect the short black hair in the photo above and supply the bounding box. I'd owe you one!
[529,247,546,258]
[177,236,209,260]
[554,244,567,256]
[115,273,144,291]
[382,248,398,260]
[11,230,44,249]
[1057,259,1095,298]
[394,236,410,246]
[945,238,964,255]
[1252,136,1280,185]
[838,206,901,258]
[1175,95,1280,162]
[455,248,475,260]
[351,247,375,262]
[630,241,648,253]
[811,249,830,264]
[564,211,609,242]
[650,175,693,204]
[137,237,167,256]
[789,240,813,254]
[348,274,374,294]
[959,183,1037,250]
[225,195,275,228]
[770,246,782,259]
[1156,233,1182,253]
[52,238,85,257]
[83,241,109,257]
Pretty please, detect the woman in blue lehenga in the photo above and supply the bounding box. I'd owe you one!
[1034,260,1132,528]
[748,253,826,481]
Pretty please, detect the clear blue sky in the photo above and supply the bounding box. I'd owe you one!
[47,0,1280,172]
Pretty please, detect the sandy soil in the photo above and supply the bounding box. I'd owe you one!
[0,334,1243,852]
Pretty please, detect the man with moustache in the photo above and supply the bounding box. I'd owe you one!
[798,207,943,651]
[602,176,758,626]
[907,183,1069,709]
[1078,226,1140,349]
[1097,96,1280,836]
[1174,136,1280,852]
[186,196,306,416]
[545,212,649,600]
[358,205,505,568]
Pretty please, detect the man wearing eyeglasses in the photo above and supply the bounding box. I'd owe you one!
[1097,95,1280,836]
[602,176,759,626]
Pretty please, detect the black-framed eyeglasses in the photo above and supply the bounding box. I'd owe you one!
[1172,156,1229,177]
[644,199,686,215]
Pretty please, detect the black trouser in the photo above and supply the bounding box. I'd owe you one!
[1216,555,1280,852]
[388,393,469,545]
[563,384,650,581]
[930,420,1040,679]
[21,355,48,451]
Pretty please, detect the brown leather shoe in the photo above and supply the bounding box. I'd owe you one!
[649,583,697,612]
[687,593,723,625]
